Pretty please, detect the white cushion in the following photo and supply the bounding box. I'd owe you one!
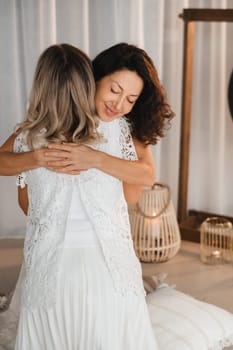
[147,286,233,350]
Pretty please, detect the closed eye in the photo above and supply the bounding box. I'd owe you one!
[111,87,120,94]
[127,99,137,104]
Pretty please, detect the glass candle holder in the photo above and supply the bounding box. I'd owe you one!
[200,217,233,265]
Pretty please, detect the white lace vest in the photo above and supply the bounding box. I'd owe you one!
[14,118,145,311]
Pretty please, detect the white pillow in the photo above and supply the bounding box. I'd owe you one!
[147,286,233,350]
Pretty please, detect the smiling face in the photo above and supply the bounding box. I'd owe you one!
[95,69,144,122]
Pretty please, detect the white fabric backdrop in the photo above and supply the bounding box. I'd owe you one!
[0,0,233,237]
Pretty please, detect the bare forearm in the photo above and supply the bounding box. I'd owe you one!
[46,141,156,186]
[0,151,37,175]
[95,151,155,186]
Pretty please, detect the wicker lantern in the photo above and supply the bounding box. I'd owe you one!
[129,183,181,263]
[200,217,233,264]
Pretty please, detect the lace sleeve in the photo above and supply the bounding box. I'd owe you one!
[119,118,138,161]
[13,132,29,188]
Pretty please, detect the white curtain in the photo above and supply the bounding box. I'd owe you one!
[0,0,233,237]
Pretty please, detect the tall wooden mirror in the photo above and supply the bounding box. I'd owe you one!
[178,9,233,242]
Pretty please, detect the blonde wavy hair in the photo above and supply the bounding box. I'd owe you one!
[16,44,100,149]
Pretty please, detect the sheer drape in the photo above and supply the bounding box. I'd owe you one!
[0,0,233,237]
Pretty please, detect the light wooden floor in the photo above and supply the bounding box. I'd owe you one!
[142,240,233,313]
[0,239,23,295]
[1,238,233,350]
[1,238,233,314]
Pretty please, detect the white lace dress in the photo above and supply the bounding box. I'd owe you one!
[12,118,158,350]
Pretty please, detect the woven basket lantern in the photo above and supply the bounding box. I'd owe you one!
[129,183,181,263]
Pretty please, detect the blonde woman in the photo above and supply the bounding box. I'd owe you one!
[1,43,161,349]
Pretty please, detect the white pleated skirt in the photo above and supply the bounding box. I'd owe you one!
[15,239,158,349]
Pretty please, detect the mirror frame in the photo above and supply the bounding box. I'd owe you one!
[178,9,233,241]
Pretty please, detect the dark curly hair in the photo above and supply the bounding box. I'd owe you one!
[92,42,174,145]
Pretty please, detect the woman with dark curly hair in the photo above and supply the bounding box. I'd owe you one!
[93,42,173,145]
[46,43,174,203]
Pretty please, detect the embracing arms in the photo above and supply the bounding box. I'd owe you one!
[0,135,155,185]
[47,138,155,186]
[0,134,66,175]
[46,139,155,204]
[0,134,155,207]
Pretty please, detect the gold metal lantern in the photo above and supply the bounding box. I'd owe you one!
[129,183,181,263]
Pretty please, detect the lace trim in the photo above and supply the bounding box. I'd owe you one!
[13,132,30,188]
[96,117,138,161]
[119,118,138,160]
[15,174,27,189]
